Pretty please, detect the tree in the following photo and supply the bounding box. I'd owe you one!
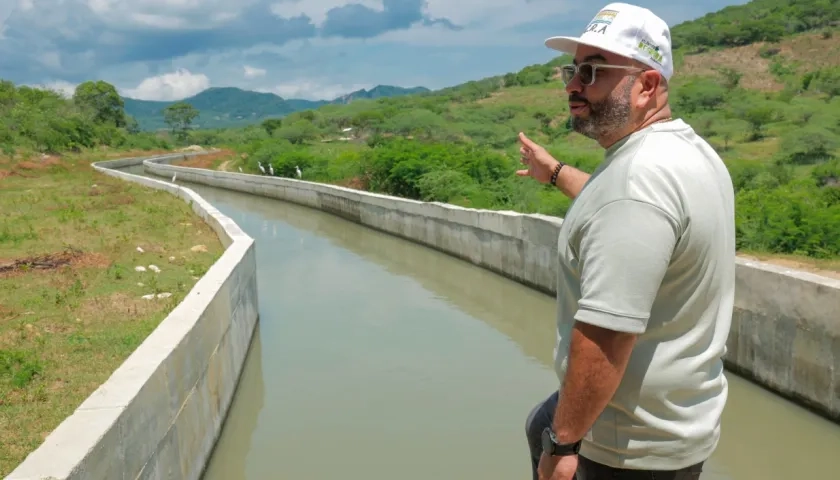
[275,120,316,144]
[742,105,775,141]
[775,126,839,165]
[72,80,126,127]
[715,67,742,90]
[351,110,384,131]
[809,66,840,101]
[261,118,283,136]
[163,102,199,141]
[125,115,140,134]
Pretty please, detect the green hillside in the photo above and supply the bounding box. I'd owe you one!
[123,85,430,131]
[194,0,840,264]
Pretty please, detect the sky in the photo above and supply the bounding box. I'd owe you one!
[0,0,747,102]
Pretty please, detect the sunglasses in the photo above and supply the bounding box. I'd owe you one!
[560,63,645,86]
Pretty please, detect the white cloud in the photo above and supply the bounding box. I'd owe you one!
[0,1,19,38]
[86,0,259,29]
[422,0,502,27]
[257,79,372,100]
[422,0,579,30]
[372,21,532,47]
[236,35,352,57]
[28,80,77,98]
[243,65,266,78]
[38,51,63,69]
[122,68,210,100]
[269,0,383,26]
[253,0,583,49]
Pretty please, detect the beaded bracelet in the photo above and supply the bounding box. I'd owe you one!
[550,162,565,186]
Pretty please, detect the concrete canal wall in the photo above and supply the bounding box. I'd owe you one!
[6,153,260,480]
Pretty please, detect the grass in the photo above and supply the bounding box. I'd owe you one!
[476,82,565,107]
[0,148,224,476]
[738,250,840,280]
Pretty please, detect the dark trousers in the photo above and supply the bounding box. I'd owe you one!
[525,391,705,480]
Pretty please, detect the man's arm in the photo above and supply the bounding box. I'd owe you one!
[551,160,591,201]
[551,198,680,444]
[552,323,637,443]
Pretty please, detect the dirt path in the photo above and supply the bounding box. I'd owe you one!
[173,149,234,169]
[739,253,840,280]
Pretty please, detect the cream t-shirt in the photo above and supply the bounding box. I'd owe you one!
[553,119,736,470]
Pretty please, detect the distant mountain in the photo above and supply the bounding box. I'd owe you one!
[333,85,430,104]
[123,85,430,131]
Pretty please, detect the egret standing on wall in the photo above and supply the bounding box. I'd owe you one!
[295,165,302,178]
[258,161,266,174]
[269,163,275,176]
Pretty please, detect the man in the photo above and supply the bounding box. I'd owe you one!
[516,3,735,480]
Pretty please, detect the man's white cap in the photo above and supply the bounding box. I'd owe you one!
[544,2,673,81]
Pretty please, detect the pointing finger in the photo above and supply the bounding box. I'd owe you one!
[519,132,538,150]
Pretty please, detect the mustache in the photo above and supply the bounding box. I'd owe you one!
[568,94,588,104]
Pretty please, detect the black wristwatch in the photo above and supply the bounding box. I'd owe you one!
[541,427,582,456]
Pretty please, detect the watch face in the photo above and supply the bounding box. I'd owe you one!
[541,428,553,454]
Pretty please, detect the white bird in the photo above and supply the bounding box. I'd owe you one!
[295,165,302,178]
[239,167,243,173]
[258,162,266,174]
[171,173,177,183]
[269,164,274,176]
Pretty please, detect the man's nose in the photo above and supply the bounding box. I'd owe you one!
[565,75,583,95]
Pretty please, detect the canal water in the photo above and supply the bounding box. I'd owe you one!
[127,168,840,480]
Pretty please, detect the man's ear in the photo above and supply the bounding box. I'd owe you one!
[635,70,661,107]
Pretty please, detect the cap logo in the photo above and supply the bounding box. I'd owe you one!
[638,38,664,64]
[584,9,617,34]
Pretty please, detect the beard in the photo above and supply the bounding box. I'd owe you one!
[569,81,633,140]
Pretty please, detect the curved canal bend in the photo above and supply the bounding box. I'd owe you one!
[124,165,840,480]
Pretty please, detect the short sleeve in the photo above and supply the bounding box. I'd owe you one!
[573,199,680,334]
